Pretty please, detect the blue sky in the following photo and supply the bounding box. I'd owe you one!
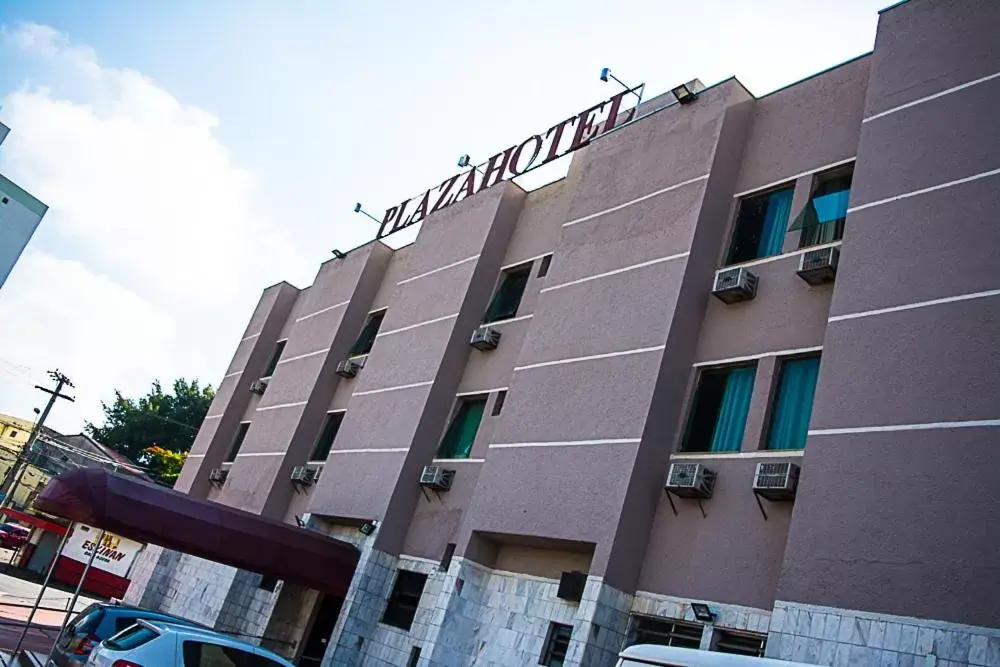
[0,0,887,433]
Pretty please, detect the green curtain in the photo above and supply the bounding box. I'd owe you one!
[768,356,821,450]
[709,366,756,452]
[437,399,486,459]
[757,187,794,258]
[484,269,530,323]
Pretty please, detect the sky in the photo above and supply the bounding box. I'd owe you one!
[0,0,888,434]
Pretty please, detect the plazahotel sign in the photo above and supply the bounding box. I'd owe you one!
[64,524,144,578]
[378,85,644,238]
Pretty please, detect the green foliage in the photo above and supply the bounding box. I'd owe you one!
[142,445,187,486]
[85,378,214,468]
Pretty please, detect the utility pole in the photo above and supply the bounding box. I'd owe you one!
[0,370,75,511]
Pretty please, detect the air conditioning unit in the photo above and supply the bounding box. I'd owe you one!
[665,463,716,499]
[712,267,759,304]
[208,468,229,485]
[797,246,839,285]
[290,465,317,486]
[753,461,800,501]
[249,379,268,395]
[419,465,455,491]
[335,359,361,378]
[470,326,501,351]
[557,571,587,602]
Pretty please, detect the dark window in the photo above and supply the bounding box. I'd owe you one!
[105,625,159,651]
[766,355,821,451]
[682,364,757,453]
[183,641,283,667]
[406,646,421,667]
[114,617,139,634]
[537,254,553,278]
[436,397,487,459]
[350,310,386,357]
[382,570,427,631]
[796,167,853,248]
[262,340,286,378]
[726,186,794,264]
[259,575,279,591]
[630,616,702,648]
[9,431,18,438]
[310,412,345,461]
[483,265,531,323]
[540,622,573,666]
[439,543,456,572]
[68,606,103,635]
[715,630,767,657]
[226,422,251,462]
[491,390,507,417]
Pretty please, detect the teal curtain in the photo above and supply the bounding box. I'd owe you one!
[709,366,756,452]
[768,356,821,450]
[437,399,486,459]
[811,189,850,225]
[484,269,530,323]
[757,187,794,258]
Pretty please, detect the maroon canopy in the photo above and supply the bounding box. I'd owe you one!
[35,468,359,598]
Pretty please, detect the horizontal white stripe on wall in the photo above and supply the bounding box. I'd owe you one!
[237,451,286,458]
[186,453,205,458]
[562,174,710,228]
[809,418,1000,436]
[222,370,243,379]
[482,313,533,326]
[353,380,434,396]
[693,346,823,367]
[329,447,409,454]
[397,254,480,285]
[295,299,351,323]
[724,241,841,271]
[514,345,665,372]
[432,458,486,463]
[828,288,1000,323]
[239,332,260,342]
[847,167,1000,214]
[377,313,458,338]
[455,387,508,397]
[863,70,1000,123]
[540,252,689,294]
[501,253,549,271]
[203,414,223,420]
[256,401,307,412]
[733,158,856,199]
[277,348,327,365]
[490,438,640,449]
[670,450,805,460]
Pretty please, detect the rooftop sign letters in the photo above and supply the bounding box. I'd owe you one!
[378,85,645,238]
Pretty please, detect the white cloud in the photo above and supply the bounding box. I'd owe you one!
[0,22,312,432]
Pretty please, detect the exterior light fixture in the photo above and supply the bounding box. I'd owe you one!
[354,202,381,224]
[359,520,378,536]
[600,67,611,82]
[600,67,643,103]
[457,154,484,174]
[691,603,716,622]
[671,83,699,104]
[332,249,347,260]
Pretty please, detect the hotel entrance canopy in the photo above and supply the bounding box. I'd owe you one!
[34,468,359,597]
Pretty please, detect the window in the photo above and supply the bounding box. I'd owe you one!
[382,570,427,631]
[537,254,553,278]
[483,265,531,323]
[436,397,487,459]
[105,625,159,651]
[767,355,821,451]
[226,422,251,462]
[183,641,284,667]
[726,186,794,264]
[9,431,18,439]
[491,390,507,417]
[262,340,286,378]
[682,364,757,453]
[439,543,456,571]
[406,647,421,667]
[540,622,573,666]
[350,310,386,357]
[630,616,702,648]
[794,167,853,248]
[714,630,767,657]
[259,575,279,591]
[310,412,344,461]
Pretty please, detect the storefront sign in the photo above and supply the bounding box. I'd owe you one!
[378,85,644,238]
[63,524,143,578]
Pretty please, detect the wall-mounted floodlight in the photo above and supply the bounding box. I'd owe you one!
[332,249,347,260]
[671,82,699,105]
[457,154,484,174]
[691,603,716,622]
[354,202,381,224]
[359,520,379,536]
[599,67,642,103]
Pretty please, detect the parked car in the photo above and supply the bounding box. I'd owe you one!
[50,602,207,667]
[0,522,30,549]
[86,619,295,667]
[616,644,820,667]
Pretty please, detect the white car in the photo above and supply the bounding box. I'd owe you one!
[85,619,295,667]
[616,644,820,667]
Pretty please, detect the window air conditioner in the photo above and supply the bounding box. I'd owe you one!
[470,325,501,351]
[557,571,587,602]
[797,246,839,285]
[290,465,317,486]
[249,379,268,395]
[208,468,229,485]
[752,461,800,501]
[665,463,716,499]
[419,465,455,492]
[712,267,759,304]
[336,359,361,378]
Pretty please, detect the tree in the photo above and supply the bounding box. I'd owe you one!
[142,446,187,486]
[86,378,215,465]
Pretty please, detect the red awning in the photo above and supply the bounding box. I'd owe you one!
[34,469,359,597]
[2,508,68,534]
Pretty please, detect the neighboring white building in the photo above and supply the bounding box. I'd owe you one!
[0,121,48,290]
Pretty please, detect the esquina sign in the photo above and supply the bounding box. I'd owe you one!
[378,85,644,238]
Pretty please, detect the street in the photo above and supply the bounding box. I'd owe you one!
[0,569,99,655]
